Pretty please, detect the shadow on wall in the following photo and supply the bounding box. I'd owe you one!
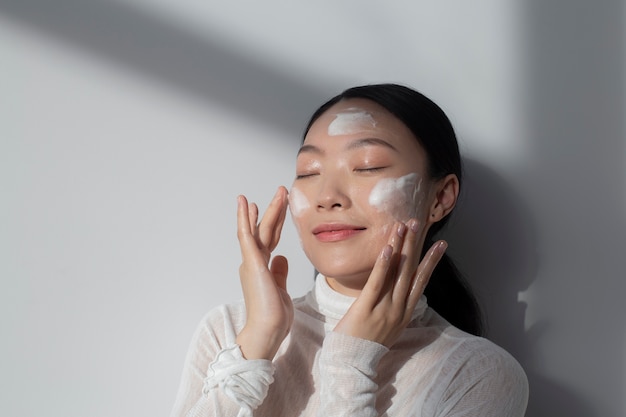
[441,158,536,358]
[522,0,625,416]
[440,159,595,417]
[0,0,328,136]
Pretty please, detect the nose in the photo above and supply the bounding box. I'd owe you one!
[315,177,351,211]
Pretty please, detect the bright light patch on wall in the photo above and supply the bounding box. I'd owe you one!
[517,286,535,332]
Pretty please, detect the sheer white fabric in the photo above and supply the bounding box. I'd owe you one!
[202,345,274,417]
[170,275,528,417]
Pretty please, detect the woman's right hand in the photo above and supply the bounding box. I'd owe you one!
[235,186,293,360]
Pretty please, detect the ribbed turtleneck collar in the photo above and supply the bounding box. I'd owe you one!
[305,274,428,325]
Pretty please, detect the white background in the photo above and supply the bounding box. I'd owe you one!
[1,1,624,416]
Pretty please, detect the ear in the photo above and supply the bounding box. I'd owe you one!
[427,174,459,224]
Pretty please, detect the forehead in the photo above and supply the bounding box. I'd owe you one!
[303,98,424,157]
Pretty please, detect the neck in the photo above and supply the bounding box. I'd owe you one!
[324,275,366,298]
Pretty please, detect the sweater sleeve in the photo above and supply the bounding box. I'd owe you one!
[169,308,275,417]
[317,331,389,417]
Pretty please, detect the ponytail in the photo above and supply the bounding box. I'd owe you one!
[422,239,484,337]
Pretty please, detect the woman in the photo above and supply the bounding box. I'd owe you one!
[171,84,529,416]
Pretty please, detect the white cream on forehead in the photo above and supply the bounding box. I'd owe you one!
[288,187,310,218]
[368,173,423,221]
[327,107,377,136]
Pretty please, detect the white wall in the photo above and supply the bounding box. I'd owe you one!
[1,1,624,416]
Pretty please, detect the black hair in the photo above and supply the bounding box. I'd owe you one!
[304,83,484,336]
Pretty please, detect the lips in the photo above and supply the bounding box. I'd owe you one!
[312,223,366,242]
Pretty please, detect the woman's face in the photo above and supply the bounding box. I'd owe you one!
[290,98,438,295]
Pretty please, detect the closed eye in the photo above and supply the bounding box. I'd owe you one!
[295,173,319,180]
[355,167,387,173]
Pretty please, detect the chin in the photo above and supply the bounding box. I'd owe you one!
[304,244,379,280]
[311,261,373,283]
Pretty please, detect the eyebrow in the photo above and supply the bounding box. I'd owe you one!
[297,137,398,156]
[297,144,323,156]
[346,138,399,152]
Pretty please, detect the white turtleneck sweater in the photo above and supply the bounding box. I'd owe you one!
[170,276,528,417]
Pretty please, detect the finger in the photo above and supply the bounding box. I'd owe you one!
[237,196,267,267]
[406,240,447,312]
[259,187,287,249]
[237,195,255,258]
[271,187,289,249]
[267,187,288,251]
[258,186,288,251]
[249,202,259,235]
[237,195,252,239]
[358,244,394,306]
[392,218,422,302]
[270,255,289,290]
[359,222,406,306]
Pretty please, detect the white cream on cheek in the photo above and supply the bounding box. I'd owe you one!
[327,107,377,136]
[288,186,310,218]
[368,173,424,222]
[288,187,310,248]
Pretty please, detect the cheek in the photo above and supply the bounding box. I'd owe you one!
[368,173,425,222]
[288,186,311,247]
[288,186,311,218]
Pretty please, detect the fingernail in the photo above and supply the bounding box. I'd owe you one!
[409,219,419,233]
[381,245,392,260]
[397,223,407,237]
[438,241,448,253]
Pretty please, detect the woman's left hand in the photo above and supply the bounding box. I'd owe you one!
[333,219,447,348]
